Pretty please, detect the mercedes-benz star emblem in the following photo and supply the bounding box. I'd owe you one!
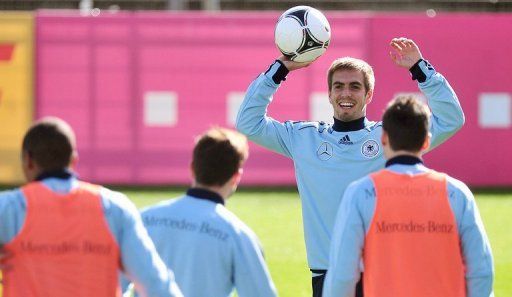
[316,142,333,161]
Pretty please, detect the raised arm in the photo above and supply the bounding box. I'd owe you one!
[390,38,465,150]
[235,57,311,158]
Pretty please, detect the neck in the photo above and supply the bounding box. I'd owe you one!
[33,168,73,182]
[386,150,422,160]
[385,154,423,167]
[332,116,366,132]
[193,183,229,201]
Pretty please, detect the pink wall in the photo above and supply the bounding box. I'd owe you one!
[36,11,512,186]
[366,13,512,186]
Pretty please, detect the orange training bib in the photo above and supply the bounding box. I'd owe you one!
[364,170,465,297]
[3,182,121,297]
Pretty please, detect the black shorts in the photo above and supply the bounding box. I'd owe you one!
[311,270,364,297]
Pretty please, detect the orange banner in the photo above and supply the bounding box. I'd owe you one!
[0,12,34,185]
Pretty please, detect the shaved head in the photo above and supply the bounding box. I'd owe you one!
[22,117,77,172]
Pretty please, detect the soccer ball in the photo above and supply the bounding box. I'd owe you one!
[274,6,331,63]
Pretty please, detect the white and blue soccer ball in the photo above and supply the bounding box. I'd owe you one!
[274,6,331,63]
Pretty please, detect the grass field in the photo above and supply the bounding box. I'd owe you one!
[122,187,511,296]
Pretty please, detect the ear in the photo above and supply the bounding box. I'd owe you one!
[22,151,35,169]
[421,133,432,152]
[21,151,38,182]
[381,130,388,147]
[189,163,195,180]
[365,89,374,105]
[70,151,79,169]
[231,168,243,186]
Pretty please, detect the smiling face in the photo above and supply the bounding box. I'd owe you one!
[328,69,373,121]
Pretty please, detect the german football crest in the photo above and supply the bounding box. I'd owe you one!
[361,139,379,158]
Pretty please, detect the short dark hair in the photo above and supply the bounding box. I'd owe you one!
[22,117,76,172]
[382,95,431,152]
[192,127,249,186]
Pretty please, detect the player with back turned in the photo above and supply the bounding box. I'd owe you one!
[123,127,277,297]
[0,117,182,297]
[323,95,493,297]
[236,37,465,297]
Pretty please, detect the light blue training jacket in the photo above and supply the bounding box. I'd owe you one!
[133,188,278,297]
[236,59,465,270]
[323,158,494,297]
[0,174,182,297]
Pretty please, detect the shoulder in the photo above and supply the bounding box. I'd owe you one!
[140,198,182,217]
[445,175,474,201]
[216,206,259,242]
[343,176,375,208]
[284,120,331,133]
[366,120,382,131]
[0,188,26,210]
[345,175,375,207]
[99,187,139,221]
[347,175,375,196]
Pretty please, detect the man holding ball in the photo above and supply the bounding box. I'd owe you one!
[236,37,465,297]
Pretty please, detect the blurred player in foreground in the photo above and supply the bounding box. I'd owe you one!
[0,117,182,297]
[323,95,493,297]
[236,37,465,297]
[124,127,277,297]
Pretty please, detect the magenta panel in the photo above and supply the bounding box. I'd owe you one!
[36,11,512,186]
[367,13,512,186]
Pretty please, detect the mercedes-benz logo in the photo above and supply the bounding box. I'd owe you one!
[316,142,333,161]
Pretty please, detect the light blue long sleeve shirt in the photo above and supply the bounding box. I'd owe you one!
[0,176,182,297]
[132,189,277,297]
[323,162,494,297]
[235,60,465,270]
